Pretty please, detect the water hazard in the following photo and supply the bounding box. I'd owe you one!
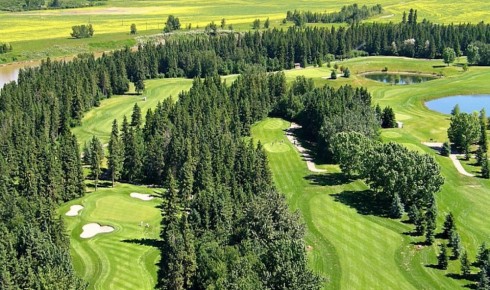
[364,73,437,85]
[425,95,490,114]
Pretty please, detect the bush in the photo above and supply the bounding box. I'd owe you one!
[71,24,94,39]
[331,70,337,79]
[441,142,451,156]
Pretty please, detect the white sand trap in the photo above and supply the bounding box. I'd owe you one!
[65,205,84,216]
[80,223,114,239]
[130,192,154,201]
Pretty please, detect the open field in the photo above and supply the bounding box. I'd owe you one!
[3,0,490,63]
[59,183,162,290]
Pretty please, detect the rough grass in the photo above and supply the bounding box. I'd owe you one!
[59,183,162,290]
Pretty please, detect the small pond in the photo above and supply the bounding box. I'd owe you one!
[425,95,490,114]
[0,65,20,88]
[364,73,437,85]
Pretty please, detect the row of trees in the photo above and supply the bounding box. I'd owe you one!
[286,4,383,26]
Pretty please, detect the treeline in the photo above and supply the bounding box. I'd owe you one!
[286,4,383,26]
[0,0,105,12]
[0,42,12,54]
[119,19,490,79]
[0,54,133,289]
[0,63,87,287]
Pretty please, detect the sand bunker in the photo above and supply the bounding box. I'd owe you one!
[80,223,114,239]
[65,205,84,216]
[130,192,154,201]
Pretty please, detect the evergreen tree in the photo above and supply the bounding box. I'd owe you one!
[382,106,397,128]
[448,231,462,259]
[108,119,123,187]
[438,244,449,270]
[441,141,451,157]
[480,108,488,152]
[131,103,142,127]
[82,141,91,165]
[478,269,490,290]
[461,250,471,277]
[482,156,490,179]
[89,135,104,191]
[442,212,455,239]
[390,193,403,219]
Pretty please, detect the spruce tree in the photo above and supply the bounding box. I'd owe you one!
[448,231,462,259]
[131,103,142,128]
[442,212,455,239]
[461,250,471,277]
[108,119,123,187]
[482,156,490,179]
[438,243,449,270]
[89,135,104,191]
[390,193,403,218]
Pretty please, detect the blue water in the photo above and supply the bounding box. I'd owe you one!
[425,95,490,114]
[364,73,436,85]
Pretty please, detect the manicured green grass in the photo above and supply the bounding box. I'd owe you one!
[64,56,490,289]
[59,183,162,290]
[72,78,192,146]
[250,56,490,289]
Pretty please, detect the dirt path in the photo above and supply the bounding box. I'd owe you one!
[421,142,475,177]
[285,123,326,173]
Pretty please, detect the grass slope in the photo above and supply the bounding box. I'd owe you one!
[72,77,192,146]
[59,183,162,290]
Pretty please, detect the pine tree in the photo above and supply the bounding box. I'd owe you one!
[482,156,490,179]
[441,141,451,157]
[131,103,142,127]
[180,215,196,289]
[108,119,123,187]
[438,244,449,270]
[89,135,104,191]
[461,251,471,277]
[442,212,455,239]
[390,193,403,218]
[82,141,91,165]
[448,231,462,259]
[478,269,490,290]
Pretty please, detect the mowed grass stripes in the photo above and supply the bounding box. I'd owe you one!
[59,183,162,290]
[252,118,470,289]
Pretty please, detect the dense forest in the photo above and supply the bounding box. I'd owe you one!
[1,10,488,288]
[286,4,384,26]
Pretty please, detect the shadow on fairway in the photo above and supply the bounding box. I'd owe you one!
[123,238,163,248]
[304,172,351,186]
[332,189,390,217]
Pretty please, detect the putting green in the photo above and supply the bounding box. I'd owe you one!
[60,183,162,290]
[264,142,291,153]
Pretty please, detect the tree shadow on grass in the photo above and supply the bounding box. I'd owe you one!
[332,189,391,217]
[304,172,351,186]
[425,263,442,269]
[123,238,163,248]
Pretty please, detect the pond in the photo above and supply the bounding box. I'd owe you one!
[364,73,437,85]
[425,95,490,114]
[0,65,21,88]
